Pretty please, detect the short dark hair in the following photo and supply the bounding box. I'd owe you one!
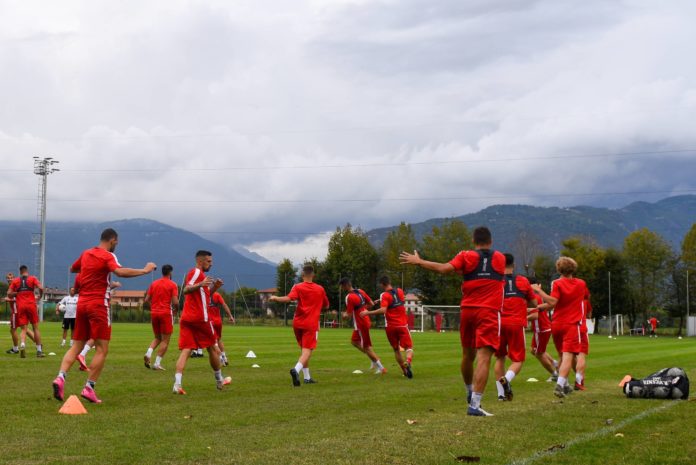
[379,276,391,286]
[504,253,514,266]
[339,277,351,286]
[472,226,492,246]
[162,264,173,276]
[196,250,212,258]
[302,264,315,275]
[527,276,539,285]
[100,228,118,242]
[19,265,28,273]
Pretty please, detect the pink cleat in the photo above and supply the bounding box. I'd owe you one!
[52,377,65,401]
[77,354,89,372]
[81,385,102,404]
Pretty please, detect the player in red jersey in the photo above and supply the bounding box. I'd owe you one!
[4,272,35,354]
[494,254,538,401]
[532,257,589,398]
[401,226,505,417]
[339,278,386,374]
[144,264,179,370]
[209,291,235,366]
[8,265,46,358]
[270,264,329,386]
[52,228,156,404]
[573,296,592,391]
[648,316,659,337]
[361,276,413,378]
[173,250,229,394]
[526,277,558,381]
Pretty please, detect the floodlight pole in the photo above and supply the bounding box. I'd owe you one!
[608,271,612,336]
[687,269,690,335]
[33,156,59,321]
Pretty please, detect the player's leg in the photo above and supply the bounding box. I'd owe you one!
[77,338,95,371]
[206,343,228,389]
[30,320,44,356]
[52,338,87,401]
[61,320,68,347]
[400,329,414,378]
[574,353,587,390]
[459,309,476,402]
[80,338,108,403]
[469,346,494,414]
[494,356,506,399]
[174,349,191,394]
[145,335,160,368]
[468,308,499,416]
[154,333,171,370]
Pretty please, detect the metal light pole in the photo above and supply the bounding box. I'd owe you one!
[687,269,690,336]
[608,271,612,337]
[33,157,59,321]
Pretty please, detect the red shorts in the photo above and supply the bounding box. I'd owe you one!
[73,303,112,341]
[551,323,582,354]
[459,307,500,350]
[294,327,318,350]
[495,324,526,362]
[351,326,372,349]
[531,330,551,355]
[385,325,413,351]
[151,313,174,336]
[580,330,589,355]
[178,319,216,350]
[16,305,39,326]
[212,319,223,340]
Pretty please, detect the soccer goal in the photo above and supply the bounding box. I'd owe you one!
[419,305,461,332]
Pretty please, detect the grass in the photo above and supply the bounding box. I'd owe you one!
[1,323,695,465]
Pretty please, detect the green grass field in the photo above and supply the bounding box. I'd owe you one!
[2,323,695,465]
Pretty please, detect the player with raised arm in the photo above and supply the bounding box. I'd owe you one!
[531,257,589,398]
[144,264,179,370]
[400,226,505,417]
[8,265,46,358]
[360,276,412,378]
[52,228,156,404]
[209,291,235,367]
[339,278,386,374]
[57,287,78,347]
[269,264,329,386]
[526,277,558,381]
[172,250,229,395]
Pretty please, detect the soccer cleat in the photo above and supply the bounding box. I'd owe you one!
[289,369,301,387]
[223,376,232,385]
[553,384,566,398]
[52,377,65,401]
[20,347,26,358]
[81,385,102,404]
[563,385,574,396]
[216,379,224,390]
[402,362,413,379]
[374,367,387,375]
[172,384,187,395]
[498,395,506,402]
[77,354,89,371]
[467,406,494,417]
[304,378,318,384]
[574,381,586,391]
[144,355,151,369]
[153,365,166,371]
[5,348,19,354]
[37,351,46,358]
[498,377,513,401]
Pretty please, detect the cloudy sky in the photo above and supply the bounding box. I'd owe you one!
[1,0,695,263]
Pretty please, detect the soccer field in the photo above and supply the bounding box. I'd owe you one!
[2,324,695,465]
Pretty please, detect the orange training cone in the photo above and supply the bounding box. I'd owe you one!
[59,395,88,415]
[618,375,632,388]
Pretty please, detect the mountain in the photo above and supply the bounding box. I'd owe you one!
[366,195,696,254]
[0,219,276,290]
[232,245,277,266]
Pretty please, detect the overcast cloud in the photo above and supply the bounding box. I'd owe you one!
[1,0,695,264]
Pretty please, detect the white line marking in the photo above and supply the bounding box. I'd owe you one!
[506,401,682,465]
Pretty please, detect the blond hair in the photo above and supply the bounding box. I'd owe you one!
[556,256,578,276]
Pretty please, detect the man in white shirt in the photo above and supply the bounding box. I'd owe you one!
[57,288,78,347]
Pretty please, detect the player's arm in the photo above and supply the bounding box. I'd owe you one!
[183,276,213,295]
[221,300,235,323]
[170,293,180,308]
[35,279,45,300]
[400,250,455,274]
[144,292,151,304]
[269,295,292,303]
[69,256,81,273]
[527,309,539,321]
[7,282,17,298]
[530,284,558,307]
[361,305,386,317]
[113,262,157,278]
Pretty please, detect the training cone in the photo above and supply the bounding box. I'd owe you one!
[245,351,257,358]
[59,395,88,415]
[618,375,632,388]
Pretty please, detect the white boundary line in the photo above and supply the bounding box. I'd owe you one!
[505,401,682,465]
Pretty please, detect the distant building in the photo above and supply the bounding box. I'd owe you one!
[110,290,147,308]
[43,287,68,303]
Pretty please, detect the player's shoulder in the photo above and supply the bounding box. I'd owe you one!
[515,274,531,286]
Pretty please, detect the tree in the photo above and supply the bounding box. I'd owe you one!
[512,230,543,275]
[275,258,297,296]
[380,222,418,291]
[623,228,674,326]
[531,254,556,287]
[682,223,696,268]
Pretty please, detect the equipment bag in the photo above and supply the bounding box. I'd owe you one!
[623,367,689,400]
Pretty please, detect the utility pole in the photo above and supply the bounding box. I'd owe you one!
[33,156,59,321]
[608,271,612,337]
[687,269,690,336]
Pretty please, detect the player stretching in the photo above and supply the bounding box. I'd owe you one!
[269,264,329,386]
[339,278,386,374]
[57,287,78,347]
[8,265,46,358]
[173,250,228,394]
[52,228,156,403]
[527,277,558,381]
[494,254,537,401]
[361,276,413,378]
[531,257,589,398]
[401,226,505,416]
[144,264,179,370]
[4,272,35,354]
[209,291,235,366]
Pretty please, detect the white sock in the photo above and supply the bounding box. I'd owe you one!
[294,362,303,373]
[471,392,483,409]
[375,360,384,370]
[496,381,505,397]
[20,342,25,349]
[214,370,223,382]
[62,339,66,345]
[557,376,567,387]
[552,359,559,369]
[37,344,42,352]
[154,356,162,366]
[302,368,310,380]
[505,370,516,383]
[175,373,183,385]
[12,346,18,351]
[145,348,153,357]
[576,373,584,384]
[69,340,73,347]
[80,345,91,357]
[466,384,473,395]
[370,360,376,369]
[58,371,66,380]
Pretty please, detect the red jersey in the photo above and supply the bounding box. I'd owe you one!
[208,292,225,322]
[70,248,121,307]
[580,297,592,331]
[550,277,589,325]
[649,317,658,330]
[380,288,407,327]
[288,282,329,331]
[501,274,536,327]
[448,249,505,310]
[346,289,372,328]
[181,267,211,322]
[9,275,40,310]
[147,277,178,315]
[531,294,551,332]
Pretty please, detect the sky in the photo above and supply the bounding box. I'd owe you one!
[1,0,696,264]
